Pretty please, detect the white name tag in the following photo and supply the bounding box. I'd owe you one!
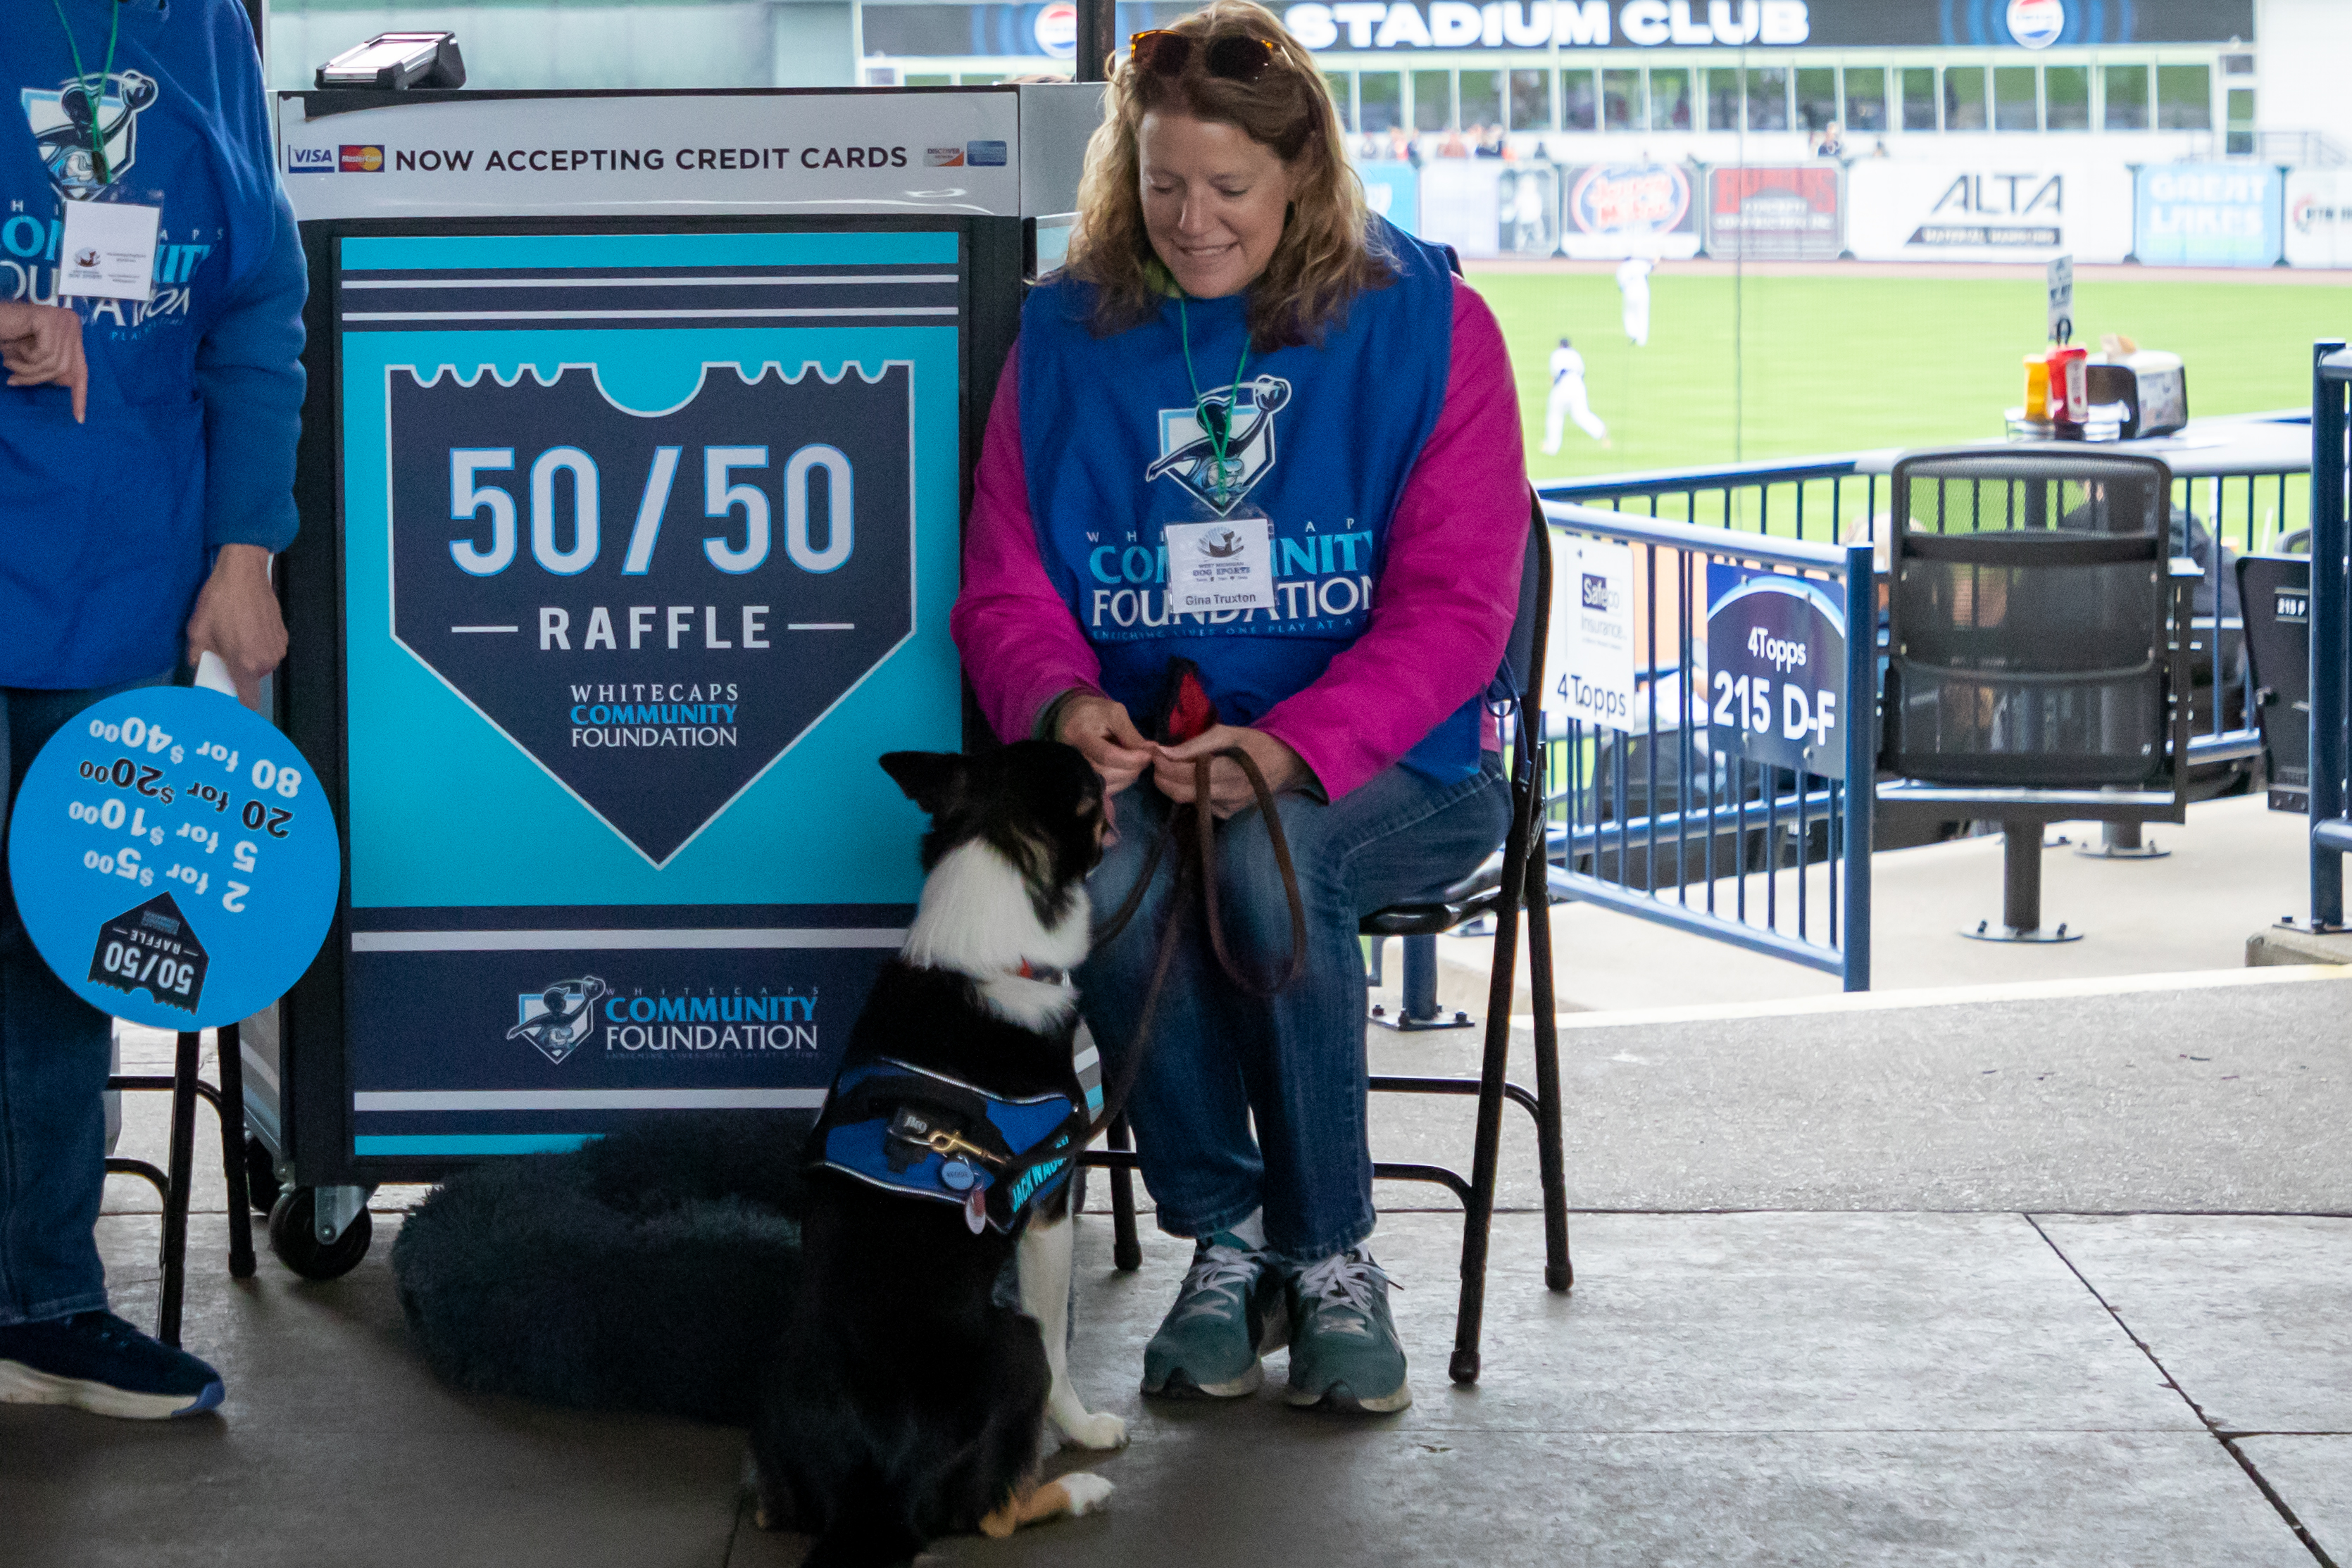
[58,199,160,302]
[1163,516,1275,615]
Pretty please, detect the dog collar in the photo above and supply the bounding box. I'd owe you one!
[1016,960,1068,986]
[811,1058,1082,1236]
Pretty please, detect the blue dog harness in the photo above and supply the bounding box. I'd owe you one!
[813,1058,1081,1236]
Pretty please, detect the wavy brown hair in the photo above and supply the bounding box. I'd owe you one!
[1063,0,1393,351]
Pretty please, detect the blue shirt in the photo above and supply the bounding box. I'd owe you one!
[1,0,306,689]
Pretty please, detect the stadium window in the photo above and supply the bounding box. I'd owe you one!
[1560,68,1599,130]
[1899,67,1936,131]
[1705,67,1741,132]
[1509,68,1553,131]
[1651,67,1692,130]
[2226,87,2256,155]
[1360,71,1401,133]
[2156,64,2212,130]
[1746,66,1789,132]
[2045,65,2089,130]
[1413,70,1451,132]
[1459,69,1503,132]
[1603,68,1646,130]
[1843,67,1887,132]
[2103,64,2148,130]
[1325,73,1353,132]
[1944,66,1987,131]
[1993,65,2037,131]
[1796,67,1836,132]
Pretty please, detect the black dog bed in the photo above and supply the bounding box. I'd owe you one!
[389,1114,810,1425]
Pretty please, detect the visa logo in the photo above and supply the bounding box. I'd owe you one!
[286,146,336,174]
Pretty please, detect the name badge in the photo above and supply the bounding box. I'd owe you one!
[58,199,160,303]
[1163,515,1275,615]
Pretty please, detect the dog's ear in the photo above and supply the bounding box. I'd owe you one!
[879,751,968,818]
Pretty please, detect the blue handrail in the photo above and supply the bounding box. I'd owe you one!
[2311,339,2352,929]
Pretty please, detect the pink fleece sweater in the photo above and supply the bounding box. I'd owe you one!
[951,276,1530,801]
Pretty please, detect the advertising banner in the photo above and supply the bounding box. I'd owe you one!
[1558,161,1701,260]
[1846,161,2132,264]
[1418,159,1504,258]
[1703,165,1841,261]
[1703,567,1848,780]
[2285,169,2352,269]
[1544,534,1637,733]
[277,91,1023,219]
[1356,159,1422,237]
[334,227,963,1157]
[2135,163,2283,268]
[1499,163,1560,256]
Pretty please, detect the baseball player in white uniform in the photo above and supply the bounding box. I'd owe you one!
[1616,254,1654,347]
[1541,337,1608,453]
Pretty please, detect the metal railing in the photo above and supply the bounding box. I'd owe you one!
[1541,501,1875,991]
[1541,433,2309,778]
[2310,340,2352,928]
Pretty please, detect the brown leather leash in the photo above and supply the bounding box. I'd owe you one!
[992,745,1306,1188]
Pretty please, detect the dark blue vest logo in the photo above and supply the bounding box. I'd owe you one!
[1146,375,1290,515]
[388,362,915,864]
[22,72,157,199]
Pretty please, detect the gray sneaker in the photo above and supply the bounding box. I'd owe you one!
[1282,1248,1411,1414]
[1141,1232,1288,1398]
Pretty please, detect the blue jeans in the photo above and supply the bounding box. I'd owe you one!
[1077,753,1512,1262]
[1,677,167,1326]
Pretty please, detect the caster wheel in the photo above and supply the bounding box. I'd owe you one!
[244,1136,282,1215]
[268,1188,373,1280]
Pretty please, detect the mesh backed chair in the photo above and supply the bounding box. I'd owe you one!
[1877,449,2196,941]
[1083,495,1571,1385]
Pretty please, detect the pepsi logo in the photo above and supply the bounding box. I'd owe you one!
[2006,0,2065,50]
[1034,2,1077,59]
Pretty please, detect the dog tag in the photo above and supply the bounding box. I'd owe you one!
[939,1158,976,1192]
[964,1186,988,1234]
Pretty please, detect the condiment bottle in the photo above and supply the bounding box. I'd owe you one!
[2024,354,2051,422]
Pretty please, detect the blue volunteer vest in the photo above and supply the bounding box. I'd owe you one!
[1018,216,1480,784]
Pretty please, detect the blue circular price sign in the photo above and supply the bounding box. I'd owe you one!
[7,686,341,1030]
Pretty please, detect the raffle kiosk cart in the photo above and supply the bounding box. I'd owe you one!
[254,82,1097,1275]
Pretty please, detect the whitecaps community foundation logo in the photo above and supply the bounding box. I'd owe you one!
[1144,375,1290,515]
[22,71,157,198]
[2006,0,2065,49]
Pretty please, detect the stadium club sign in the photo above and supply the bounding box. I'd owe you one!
[859,0,2251,58]
[1267,0,2249,50]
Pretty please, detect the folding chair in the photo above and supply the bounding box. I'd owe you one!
[104,1022,258,1347]
[1084,494,1572,1385]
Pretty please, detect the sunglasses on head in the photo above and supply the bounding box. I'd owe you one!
[1128,30,1277,82]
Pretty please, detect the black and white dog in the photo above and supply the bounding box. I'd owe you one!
[750,741,1129,1564]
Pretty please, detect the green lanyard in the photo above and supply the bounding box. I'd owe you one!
[1175,295,1252,504]
[51,0,125,188]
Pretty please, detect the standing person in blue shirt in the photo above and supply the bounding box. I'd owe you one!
[0,0,305,1419]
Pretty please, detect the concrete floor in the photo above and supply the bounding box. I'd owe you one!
[1404,794,2317,1017]
[6,968,2347,1567]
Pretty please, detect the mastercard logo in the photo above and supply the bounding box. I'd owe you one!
[339,144,385,173]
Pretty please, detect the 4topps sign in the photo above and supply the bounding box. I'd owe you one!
[1704,570,1849,781]
[389,360,915,865]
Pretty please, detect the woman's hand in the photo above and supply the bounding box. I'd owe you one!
[185,544,289,705]
[1055,692,1157,796]
[0,302,87,422]
[1156,724,1312,820]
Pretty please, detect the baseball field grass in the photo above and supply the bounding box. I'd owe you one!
[1473,269,2348,528]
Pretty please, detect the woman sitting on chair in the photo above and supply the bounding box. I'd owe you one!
[951,0,1527,1415]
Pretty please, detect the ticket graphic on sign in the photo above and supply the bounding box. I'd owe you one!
[6,687,342,1029]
